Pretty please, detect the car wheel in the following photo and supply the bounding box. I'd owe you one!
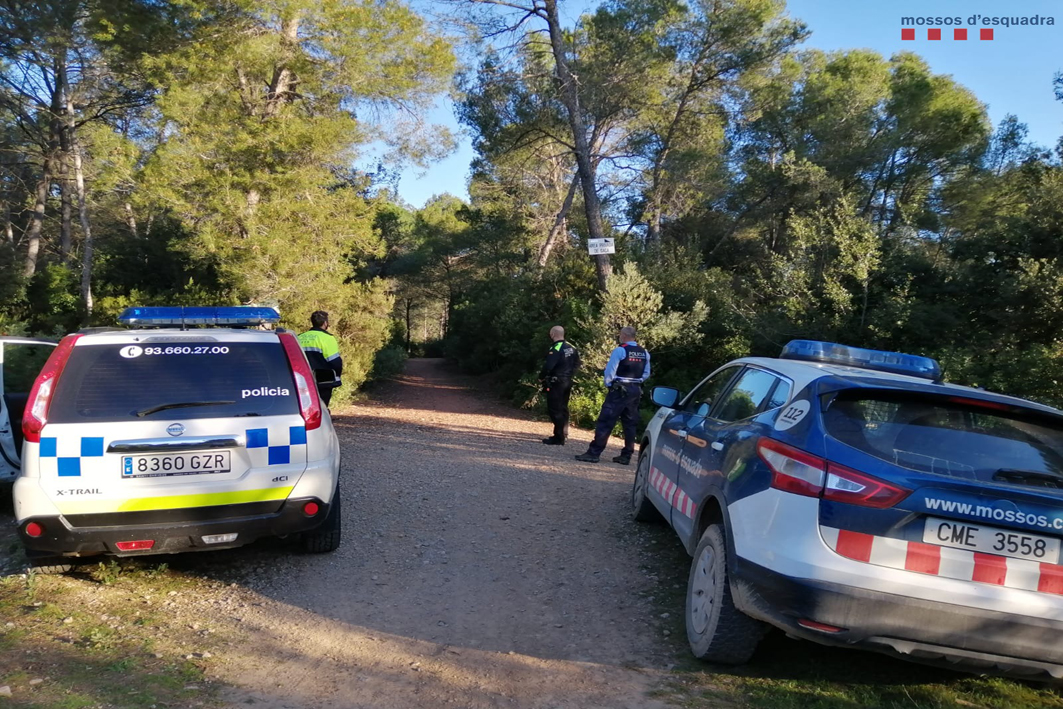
[26,555,74,575]
[631,450,660,522]
[686,523,765,664]
[301,484,342,554]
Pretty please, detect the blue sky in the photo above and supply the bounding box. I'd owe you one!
[388,0,1063,209]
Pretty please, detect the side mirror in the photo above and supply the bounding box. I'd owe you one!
[651,386,681,408]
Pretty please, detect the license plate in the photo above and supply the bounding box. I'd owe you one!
[923,516,1061,564]
[122,451,231,478]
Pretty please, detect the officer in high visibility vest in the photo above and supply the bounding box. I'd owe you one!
[297,311,343,406]
[575,326,650,465]
[539,325,580,445]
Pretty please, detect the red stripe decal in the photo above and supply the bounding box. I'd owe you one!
[904,542,941,575]
[835,530,874,562]
[972,553,1007,585]
[1038,564,1063,595]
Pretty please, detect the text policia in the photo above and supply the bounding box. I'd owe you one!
[901,14,1055,27]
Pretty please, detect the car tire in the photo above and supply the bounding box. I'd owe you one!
[301,485,341,554]
[685,523,765,664]
[26,555,74,575]
[631,451,660,522]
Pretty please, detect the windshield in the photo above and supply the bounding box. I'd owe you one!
[49,341,300,422]
[823,391,1063,484]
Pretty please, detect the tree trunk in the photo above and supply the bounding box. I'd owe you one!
[404,298,412,354]
[263,16,300,118]
[60,155,73,262]
[537,173,579,268]
[23,154,52,278]
[645,198,662,243]
[2,201,12,244]
[124,202,139,238]
[72,139,94,318]
[543,0,611,291]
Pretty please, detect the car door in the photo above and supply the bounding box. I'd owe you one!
[0,338,57,480]
[673,367,791,544]
[650,366,742,523]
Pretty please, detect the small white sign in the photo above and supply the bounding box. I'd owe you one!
[774,400,811,431]
[588,238,615,256]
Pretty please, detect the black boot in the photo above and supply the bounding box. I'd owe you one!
[542,437,565,445]
[612,454,631,465]
[575,452,600,463]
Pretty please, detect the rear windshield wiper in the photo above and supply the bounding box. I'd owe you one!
[993,469,1063,488]
[134,401,235,417]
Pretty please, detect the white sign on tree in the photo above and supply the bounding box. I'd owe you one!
[588,238,615,256]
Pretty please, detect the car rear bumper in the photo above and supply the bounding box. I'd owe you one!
[17,497,330,557]
[732,557,1063,680]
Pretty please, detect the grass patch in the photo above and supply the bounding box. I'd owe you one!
[0,560,226,708]
[627,519,1063,709]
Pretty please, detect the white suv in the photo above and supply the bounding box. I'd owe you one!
[13,307,341,572]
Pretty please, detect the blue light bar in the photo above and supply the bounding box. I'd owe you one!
[780,340,942,381]
[118,306,280,327]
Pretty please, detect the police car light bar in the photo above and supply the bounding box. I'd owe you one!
[780,340,942,382]
[117,306,281,328]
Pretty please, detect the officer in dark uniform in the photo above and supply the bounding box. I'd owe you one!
[576,326,651,464]
[540,325,580,445]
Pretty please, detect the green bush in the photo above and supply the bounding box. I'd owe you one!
[370,344,408,381]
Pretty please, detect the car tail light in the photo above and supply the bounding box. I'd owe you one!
[798,619,845,633]
[946,395,1011,412]
[757,438,825,497]
[757,438,909,509]
[278,332,322,431]
[824,463,911,508]
[22,334,81,444]
[24,521,44,538]
[115,540,155,551]
[303,501,320,516]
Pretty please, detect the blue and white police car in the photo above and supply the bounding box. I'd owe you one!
[633,341,1063,679]
[13,307,342,573]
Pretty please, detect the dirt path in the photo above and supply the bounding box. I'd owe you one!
[205,358,676,708]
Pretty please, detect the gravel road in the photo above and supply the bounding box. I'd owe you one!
[205,358,677,709]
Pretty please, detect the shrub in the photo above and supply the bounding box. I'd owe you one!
[370,345,408,381]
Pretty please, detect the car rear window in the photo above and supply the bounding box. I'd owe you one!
[823,391,1063,484]
[49,341,300,422]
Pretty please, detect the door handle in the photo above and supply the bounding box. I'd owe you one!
[710,441,724,451]
[676,430,688,439]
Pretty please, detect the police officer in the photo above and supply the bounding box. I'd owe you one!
[540,325,580,445]
[297,311,343,406]
[575,326,650,464]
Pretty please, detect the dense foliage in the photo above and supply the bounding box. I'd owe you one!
[0,0,453,400]
[3,0,1063,419]
[395,0,1063,423]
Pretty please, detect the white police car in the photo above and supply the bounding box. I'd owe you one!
[633,341,1063,679]
[13,307,342,573]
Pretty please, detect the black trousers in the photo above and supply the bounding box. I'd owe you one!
[319,386,333,407]
[588,384,641,457]
[545,378,573,441]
